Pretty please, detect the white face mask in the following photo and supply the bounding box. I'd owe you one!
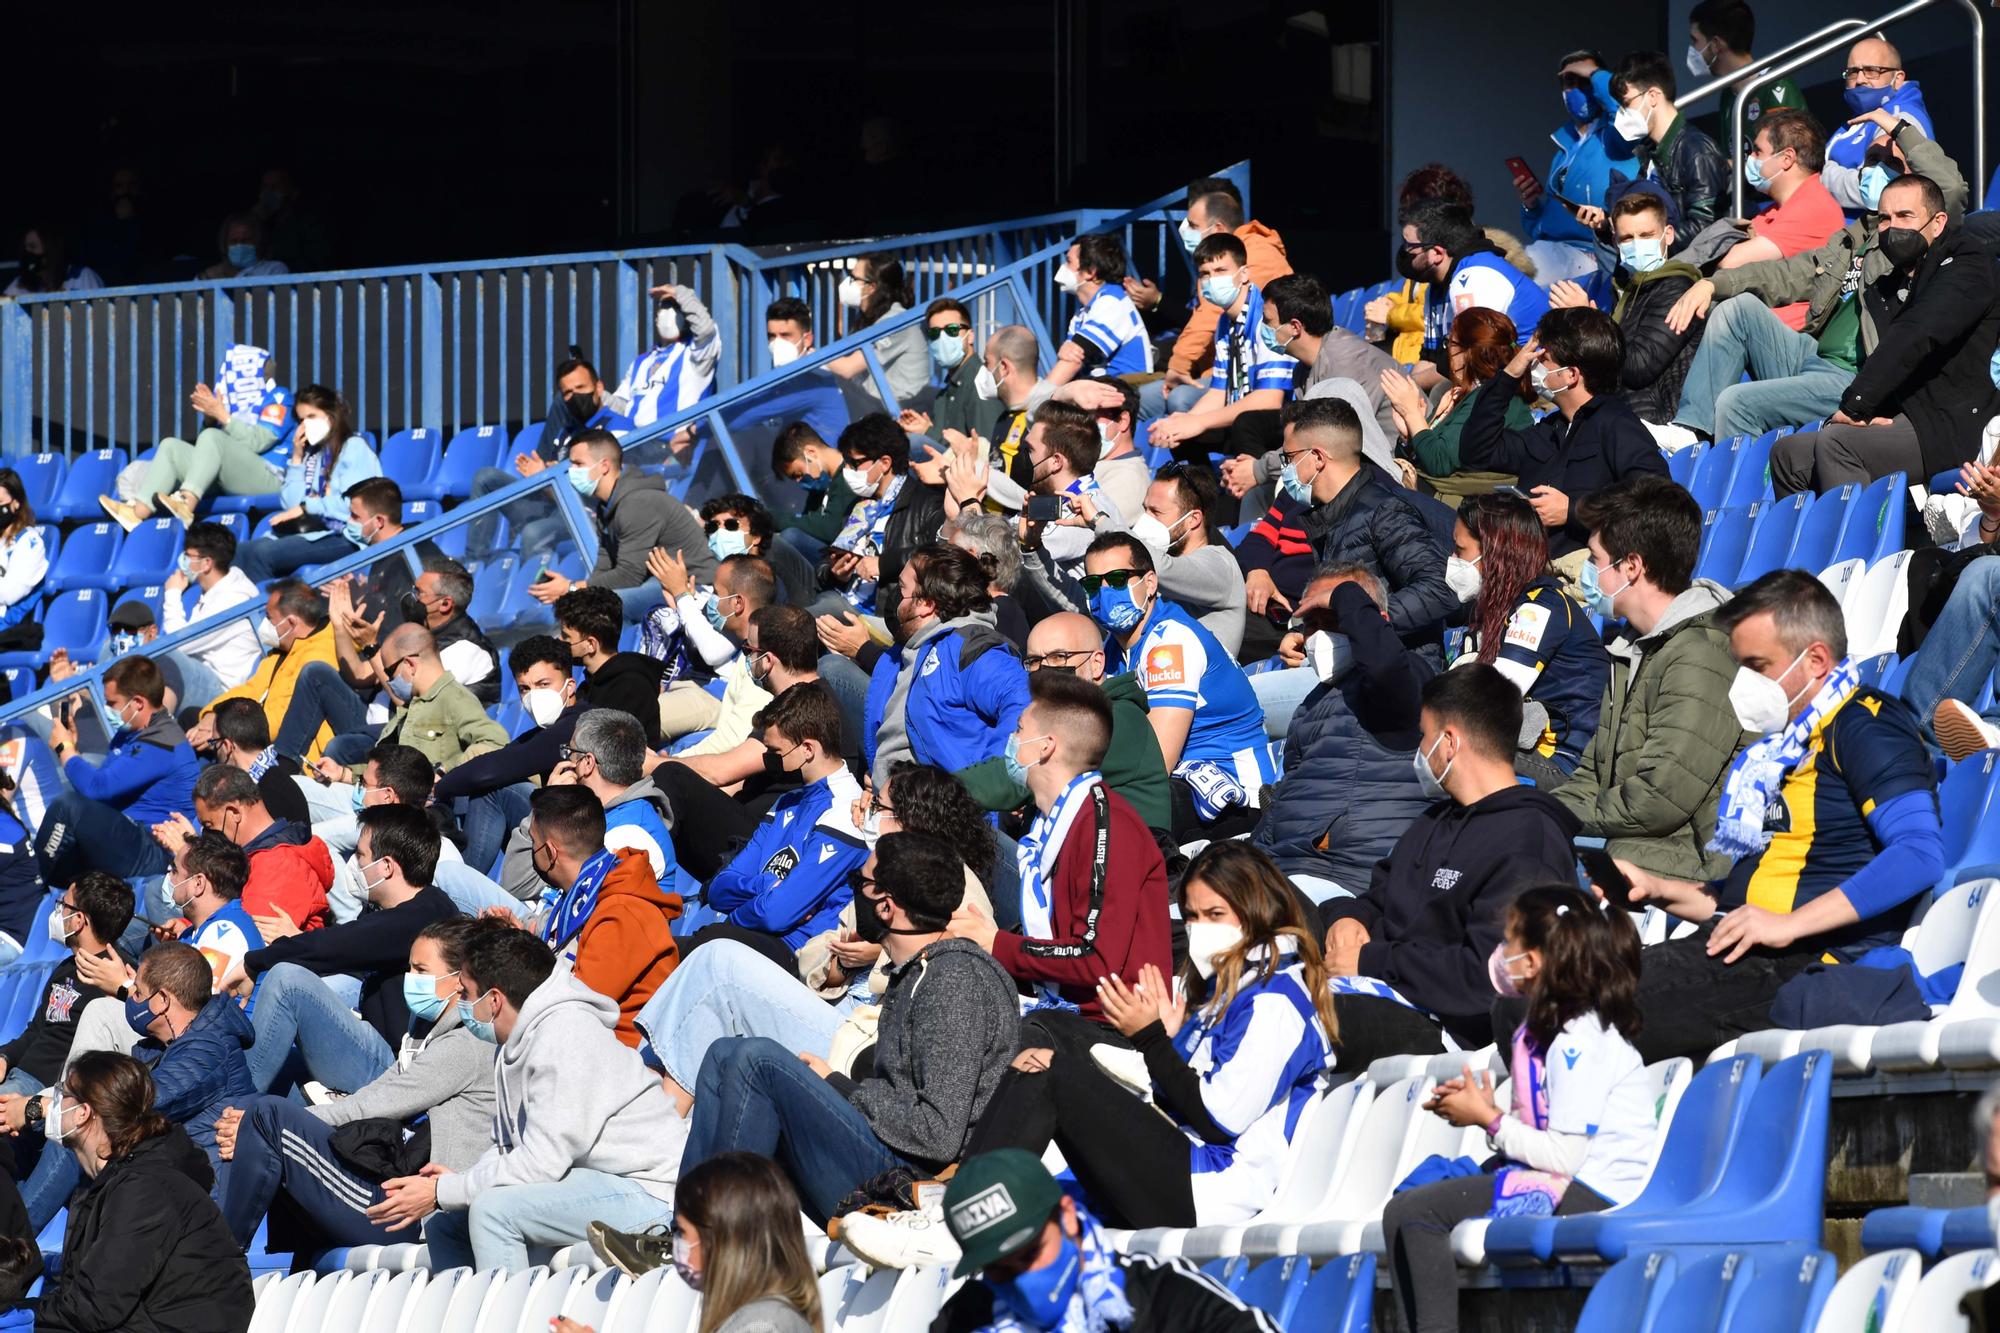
[1614,102,1651,142]
[1728,648,1814,735]
[522,686,568,728]
[974,365,1000,401]
[837,276,865,309]
[656,307,680,342]
[45,1090,82,1145]
[47,905,77,946]
[1126,512,1177,554]
[256,616,283,652]
[1186,922,1244,981]
[768,337,802,368]
[1445,555,1483,603]
[1054,263,1081,294]
[359,855,394,903]
[1305,630,1341,684]
[842,463,879,499]
[1685,42,1712,78]
[301,415,332,447]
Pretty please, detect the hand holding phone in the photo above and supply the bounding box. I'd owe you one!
[1024,494,1066,524]
[1577,846,1637,909]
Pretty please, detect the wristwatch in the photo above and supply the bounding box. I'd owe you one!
[22,1096,42,1127]
[357,643,379,661]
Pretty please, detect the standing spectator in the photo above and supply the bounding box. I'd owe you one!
[529,430,714,622]
[198,214,286,280]
[606,284,721,432]
[1515,51,1637,283]
[1045,234,1151,388]
[1686,2,1805,127]
[100,343,292,531]
[159,521,263,699]
[229,385,382,582]
[1609,52,1728,235]
[0,470,46,658]
[825,253,931,414]
[1381,308,1535,501]
[1400,199,1548,381]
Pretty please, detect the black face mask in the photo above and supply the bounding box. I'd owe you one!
[400,592,429,625]
[853,891,893,944]
[1036,662,1080,677]
[564,391,598,423]
[1877,224,1932,269]
[1394,248,1424,282]
[16,254,40,278]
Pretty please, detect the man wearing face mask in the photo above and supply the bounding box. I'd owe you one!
[159,521,262,698]
[606,284,721,431]
[179,764,333,939]
[314,742,512,922]
[510,708,679,904]
[822,414,929,632]
[645,551,778,752]
[378,557,499,704]
[1320,665,1579,1066]
[1400,200,1547,387]
[1566,188,1706,434]
[1664,124,1968,444]
[368,623,509,771]
[697,493,814,608]
[1517,50,1638,285]
[1148,235,1298,465]
[765,295,816,370]
[0,874,132,1108]
[1607,52,1727,236]
[1044,234,1151,392]
[157,833,263,999]
[1617,570,1942,1062]
[960,325,1042,499]
[898,298,995,444]
[467,354,635,559]
[772,421,863,562]
[36,656,201,888]
[194,580,340,765]
[529,431,712,622]
[1118,465,1244,655]
[1824,35,1932,191]
[431,639,586,875]
[1685,2,1803,137]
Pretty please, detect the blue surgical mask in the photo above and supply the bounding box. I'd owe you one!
[1258,322,1293,355]
[931,334,967,370]
[1563,87,1592,121]
[459,996,498,1044]
[708,529,749,561]
[1844,84,1898,117]
[1199,273,1241,308]
[1177,218,1204,253]
[703,593,731,632]
[799,470,830,494]
[176,553,195,580]
[350,781,367,813]
[403,971,455,1024]
[1413,731,1453,801]
[1618,237,1666,273]
[568,463,598,495]
[1860,164,1896,212]
[1989,345,2000,389]
[1579,556,1628,620]
[1088,582,1147,634]
[1744,154,1770,192]
[1003,732,1050,787]
[227,243,258,268]
[341,519,365,546]
[387,672,414,704]
[1279,460,1314,505]
[994,1236,1083,1328]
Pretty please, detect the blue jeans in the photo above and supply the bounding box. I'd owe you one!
[1903,556,2000,741]
[1250,663,1328,740]
[434,862,526,917]
[1138,378,1207,424]
[275,661,375,763]
[425,1169,672,1273]
[32,793,171,888]
[817,654,872,755]
[246,962,395,1094]
[682,1035,908,1225]
[633,942,845,1091]
[234,533,361,585]
[21,1135,78,1234]
[613,579,667,622]
[220,1095,401,1249]
[990,832,1024,933]
[777,527,830,564]
[1673,294,1854,440]
[156,650,226,714]
[460,781,534,878]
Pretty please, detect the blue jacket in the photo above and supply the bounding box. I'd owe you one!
[63,716,200,825]
[1828,82,1933,171]
[706,766,870,948]
[280,435,383,536]
[864,618,1031,785]
[1523,69,1639,247]
[606,793,684,902]
[140,995,256,1174]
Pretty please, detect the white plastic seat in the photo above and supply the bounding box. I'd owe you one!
[248,1270,313,1333]
[393,1266,469,1333]
[1846,551,1916,659]
[1363,1054,1434,1086]
[1235,1079,1382,1258]
[1174,1079,1372,1261]
[1819,558,1866,612]
[473,1265,544,1332]
[1714,1028,1806,1068]
[359,1269,424,1333]
[638,1267,702,1332]
[822,1264,903,1333]
[596,1267,665,1333]
[1812,1248,1921,1333]
[437,1268,500,1333]
[316,1269,387,1331]
[518,1266,585,1328]
[1900,1248,1999,1332]
[1865,880,2000,1070]
[1292,1075,1451,1259]
[881,1266,957,1329]
[560,1268,625,1327]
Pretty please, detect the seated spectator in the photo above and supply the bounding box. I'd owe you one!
[1824,35,1933,207]
[35,656,199,887]
[1233,487,1320,665]
[1400,199,1548,384]
[1458,307,1668,570]
[313,549,490,745]
[771,421,861,562]
[162,832,264,992]
[557,586,670,748]
[100,343,292,531]
[1252,565,1433,904]
[605,283,720,434]
[1381,308,1535,501]
[947,671,1172,1031]
[214,916,502,1254]
[899,297,996,443]
[646,550,778,750]
[1906,463,2000,758]
[198,212,286,280]
[1717,111,1845,287]
[121,943,257,1182]
[699,492,814,608]
[931,1149,1276,1333]
[378,928,681,1273]
[384,556,498,703]
[4,222,103,296]
[1384,887,1656,1333]
[275,621,508,775]
[528,429,713,622]
[1555,478,1745,882]
[1321,665,1580,1068]
[1257,271,1400,461]
[924,840,1335,1246]
[34,1052,254,1333]
[1664,125,1967,443]
[178,763,332,934]
[1448,492,1610,781]
[306,475,436,634]
[521,784,680,1046]
[957,403,1127,592]
[191,580,339,765]
[467,353,632,557]
[0,472,46,658]
[200,698,308,825]
[704,684,868,960]
[320,741,513,921]
[957,611,1172,839]
[1148,234,1298,465]
[678,831,1016,1226]
[503,707,680,903]
[230,385,383,583]
[1078,378,1153,523]
[823,253,932,414]
[228,805,454,1093]
[1609,51,1727,234]
[817,414,918,629]
[961,324,1041,501]
[865,543,1028,786]
[941,510,1031,650]
[0,779,40,945]
[1372,164,1477,365]
[0,872,132,1100]
[1514,50,1637,283]
[1619,570,1943,1061]
[1046,233,1151,389]
[158,520,263,703]
[1577,188,1705,433]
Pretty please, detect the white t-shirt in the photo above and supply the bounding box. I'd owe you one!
[1545,1013,1658,1206]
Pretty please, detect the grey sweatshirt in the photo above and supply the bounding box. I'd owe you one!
[309,1000,495,1172]
[433,972,682,1211]
[847,937,1020,1168]
[716,1299,816,1333]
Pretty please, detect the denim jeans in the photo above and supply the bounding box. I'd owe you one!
[1673,295,1854,440]
[460,781,534,878]
[1137,378,1207,424]
[33,793,171,888]
[1250,663,1328,741]
[434,862,526,917]
[682,1035,907,1225]
[156,650,226,714]
[633,941,844,1091]
[425,1169,673,1272]
[276,662,374,763]
[817,653,872,755]
[246,962,395,1094]
[234,533,361,586]
[1903,556,2000,740]
[990,832,1024,933]
[612,579,666,622]
[777,528,830,565]
[220,1094,401,1249]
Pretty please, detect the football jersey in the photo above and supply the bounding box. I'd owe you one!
[1541,1013,1658,1207]
[186,900,263,995]
[1208,284,1297,402]
[1065,288,1152,376]
[1107,599,1274,790]
[610,336,720,428]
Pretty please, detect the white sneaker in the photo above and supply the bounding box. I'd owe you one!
[835,1201,962,1270]
[1935,699,2000,764]
[1924,493,1978,547]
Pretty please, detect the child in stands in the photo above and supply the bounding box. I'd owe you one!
[1382,885,1659,1333]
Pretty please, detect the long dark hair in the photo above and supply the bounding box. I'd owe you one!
[678,1152,824,1333]
[0,467,35,541]
[1458,491,1551,665]
[1509,885,1642,1048]
[855,252,914,326]
[1177,842,1340,1046]
[293,384,356,477]
[885,763,998,887]
[64,1051,171,1162]
[16,224,75,294]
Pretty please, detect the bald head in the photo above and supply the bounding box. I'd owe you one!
[987,325,1038,382]
[1026,611,1106,683]
[1849,35,1902,69]
[383,621,438,665]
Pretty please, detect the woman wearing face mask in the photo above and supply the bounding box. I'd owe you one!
[557,1152,822,1333]
[4,224,103,297]
[822,252,931,413]
[36,1052,255,1333]
[230,384,383,585]
[209,916,501,1255]
[0,471,48,656]
[959,839,1336,1231]
[1381,308,1532,501]
[198,212,287,281]
[1447,492,1609,782]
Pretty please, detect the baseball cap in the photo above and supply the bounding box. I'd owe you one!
[108,600,157,633]
[942,1149,1062,1278]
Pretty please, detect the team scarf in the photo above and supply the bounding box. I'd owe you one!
[1014,772,1105,1013]
[1710,658,1861,860]
[542,847,618,949]
[981,1205,1133,1333]
[1489,1025,1569,1218]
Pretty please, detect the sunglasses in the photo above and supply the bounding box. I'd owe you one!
[929,323,970,339]
[1076,568,1142,596]
[558,744,592,764]
[703,517,745,534]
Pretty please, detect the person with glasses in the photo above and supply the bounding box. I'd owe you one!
[1825,35,1932,189]
[522,709,680,912]
[696,492,816,612]
[1606,51,1728,236]
[1398,200,1547,393]
[822,252,933,418]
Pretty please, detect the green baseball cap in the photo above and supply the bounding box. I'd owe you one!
[942,1149,1062,1278]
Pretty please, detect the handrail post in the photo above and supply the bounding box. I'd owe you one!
[706,410,757,495]
[418,276,443,441]
[706,246,739,393]
[614,260,642,398]
[0,305,28,459]
[860,345,901,416]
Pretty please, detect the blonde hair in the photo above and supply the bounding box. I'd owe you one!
[681,1152,824,1333]
[1178,841,1340,1047]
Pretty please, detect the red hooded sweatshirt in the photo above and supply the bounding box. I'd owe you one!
[242,821,334,933]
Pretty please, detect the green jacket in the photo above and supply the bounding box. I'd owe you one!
[956,671,1172,833]
[1408,383,1533,479]
[1553,581,1748,881]
[777,472,862,544]
[1708,124,1967,352]
[380,672,511,772]
[929,356,1000,442]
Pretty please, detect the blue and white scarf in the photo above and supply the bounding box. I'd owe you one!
[246,745,278,783]
[1710,659,1860,860]
[1015,773,1104,1013]
[981,1206,1133,1333]
[542,847,618,951]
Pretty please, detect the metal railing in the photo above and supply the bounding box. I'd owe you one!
[1676,17,1874,170]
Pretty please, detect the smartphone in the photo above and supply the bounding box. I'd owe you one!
[1024,494,1066,523]
[1577,846,1638,909]
[1504,157,1543,196]
[1493,484,1527,499]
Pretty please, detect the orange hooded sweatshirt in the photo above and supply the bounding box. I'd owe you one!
[571,847,683,1048]
[243,822,334,932]
[1165,220,1293,377]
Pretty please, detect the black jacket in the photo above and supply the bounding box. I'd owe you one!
[879,477,947,637]
[1638,116,1729,235]
[245,885,457,1048]
[1323,783,1581,1047]
[1298,462,1456,658]
[38,1127,252,1333]
[933,1250,1277,1333]
[1846,227,2000,477]
[1460,372,1669,556]
[432,704,584,803]
[582,652,670,749]
[1612,260,1705,425]
[0,950,122,1087]
[1253,582,1436,892]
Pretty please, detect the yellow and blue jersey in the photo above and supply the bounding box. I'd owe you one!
[1450,576,1608,773]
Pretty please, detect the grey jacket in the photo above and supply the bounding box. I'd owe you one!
[1254,375,1398,479]
[848,937,1019,1168]
[310,998,495,1172]
[591,471,714,591]
[716,1298,816,1333]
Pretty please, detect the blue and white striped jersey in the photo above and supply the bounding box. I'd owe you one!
[1105,598,1275,794]
[1065,287,1152,376]
[1208,284,1297,402]
[610,330,721,428]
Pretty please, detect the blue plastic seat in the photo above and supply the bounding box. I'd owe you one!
[1832,471,1907,565]
[209,512,251,548]
[107,517,184,590]
[1661,1250,1760,1330]
[32,526,59,570]
[46,449,129,523]
[1939,1205,1994,1255]
[1489,1054,1762,1263]
[378,428,443,500]
[1688,443,1738,511]
[1231,1256,1310,1327]
[1852,653,1898,690]
[14,455,65,514]
[43,524,124,594]
[1694,506,1753,586]
[0,589,108,670]
[1721,431,1778,507]
[434,426,507,501]
[512,422,546,461]
[1933,751,2000,876]
[1861,1205,1954,1259]
[1880,654,1916,700]
[493,552,585,631]
[1576,1251,1680,1332]
[1726,1248,1836,1331]
[466,554,519,626]
[1733,493,1810,586]
[1667,442,1706,488]
[1284,1254,1373,1333]
[113,585,168,625]
[1942,753,2000,886]
[1789,482,1852,574]
[201,486,286,516]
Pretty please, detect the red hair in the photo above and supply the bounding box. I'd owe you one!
[1398,163,1474,213]
[1450,308,1535,400]
[1459,491,1551,663]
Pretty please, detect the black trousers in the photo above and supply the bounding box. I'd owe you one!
[1633,924,1820,1063]
[1328,993,1447,1074]
[1384,1174,1609,1333]
[653,762,761,884]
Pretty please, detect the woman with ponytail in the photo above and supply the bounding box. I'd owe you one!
[1383,885,1657,1333]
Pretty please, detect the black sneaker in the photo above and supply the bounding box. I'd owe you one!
[588,1219,674,1277]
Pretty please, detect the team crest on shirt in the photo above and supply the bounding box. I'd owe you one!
[259,400,287,425]
[1145,644,1186,687]
[763,847,799,881]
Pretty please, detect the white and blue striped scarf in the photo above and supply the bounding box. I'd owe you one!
[982,1207,1133,1333]
[1710,659,1860,860]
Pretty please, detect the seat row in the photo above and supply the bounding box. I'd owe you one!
[1693,470,1908,591]
[1578,1244,1997,1331]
